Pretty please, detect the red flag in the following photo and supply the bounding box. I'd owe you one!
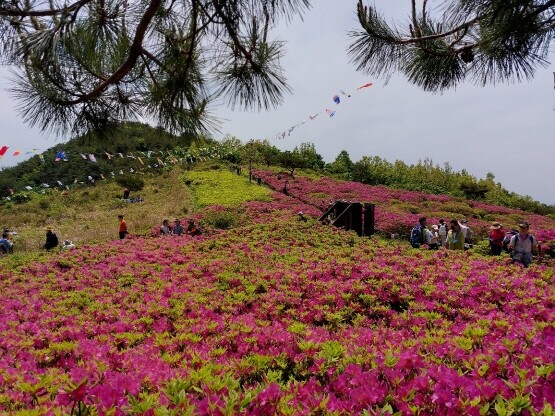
[356,82,373,90]
[0,146,8,157]
[12,150,21,156]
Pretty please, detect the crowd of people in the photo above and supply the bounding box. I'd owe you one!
[0,210,538,269]
[411,217,539,267]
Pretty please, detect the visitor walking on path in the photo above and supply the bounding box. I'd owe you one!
[0,232,11,254]
[508,222,538,267]
[488,222,505,256]
[118,215,128,240]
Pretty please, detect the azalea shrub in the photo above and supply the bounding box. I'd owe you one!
[1,216,554,414]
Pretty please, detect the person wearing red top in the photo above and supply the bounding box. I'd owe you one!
[488,222,505,256]
[118,214,128,239]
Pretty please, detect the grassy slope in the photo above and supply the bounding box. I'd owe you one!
[0,168,193,253]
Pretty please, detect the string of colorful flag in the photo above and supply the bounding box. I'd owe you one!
[0,146,42,159]
[268,82,374,141]
[0,147,221,199]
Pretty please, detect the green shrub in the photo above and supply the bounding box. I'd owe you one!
[38,199,50,210]
[202,209,240,230]
[115,176,145,192]
[12,192,32,204]
[440,201,476,218]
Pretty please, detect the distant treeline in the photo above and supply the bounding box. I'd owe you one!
[1,123,553,216]
[217,138,555,216]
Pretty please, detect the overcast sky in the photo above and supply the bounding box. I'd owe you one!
[1,1,554,204]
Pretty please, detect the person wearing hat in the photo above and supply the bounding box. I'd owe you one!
[172,218,184,236]
[488,222,505,256]
[118,215,128,240]
[43,226,59,250]
[429,224,440,249]
[508,222,538,267]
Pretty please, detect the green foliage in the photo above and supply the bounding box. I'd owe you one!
[349,1,554,92]
[115,176,145,193]
[184,170,271,208]
[202,209,240,230]
[326,150,354,180]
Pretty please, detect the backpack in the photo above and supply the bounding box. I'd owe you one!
[510,234,536,256]
[410,225,425,248]
[438,224,447,236]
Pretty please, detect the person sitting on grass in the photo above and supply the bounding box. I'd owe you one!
[160,219,172,236]
[43,226,59,251]
[0,233,11,254]
[172,218,184,236]
[186,219,202,237]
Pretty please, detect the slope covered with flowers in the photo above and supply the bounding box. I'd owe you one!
[1,203,554,415]
[253,170,555,257]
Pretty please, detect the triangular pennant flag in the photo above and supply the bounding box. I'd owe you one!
[0,146,8,157]
[56,181,63,186]
[326,108,336,117]
[138,157,144,165]
[340,89,351,97]
[25,186,33,190]
[356,82,373,90]
[88,154,97,163]
[104,151,113,159]
[38,154,45,163]
[80,154,87,160]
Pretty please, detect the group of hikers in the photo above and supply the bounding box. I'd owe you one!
[159,218,202,237]
[117,214,202,240]
[1,214,203,255]
[411,217,538,267]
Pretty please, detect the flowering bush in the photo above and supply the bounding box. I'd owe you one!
[254,170,555,256]
[1,216,554,414]
[1,170,554,414]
